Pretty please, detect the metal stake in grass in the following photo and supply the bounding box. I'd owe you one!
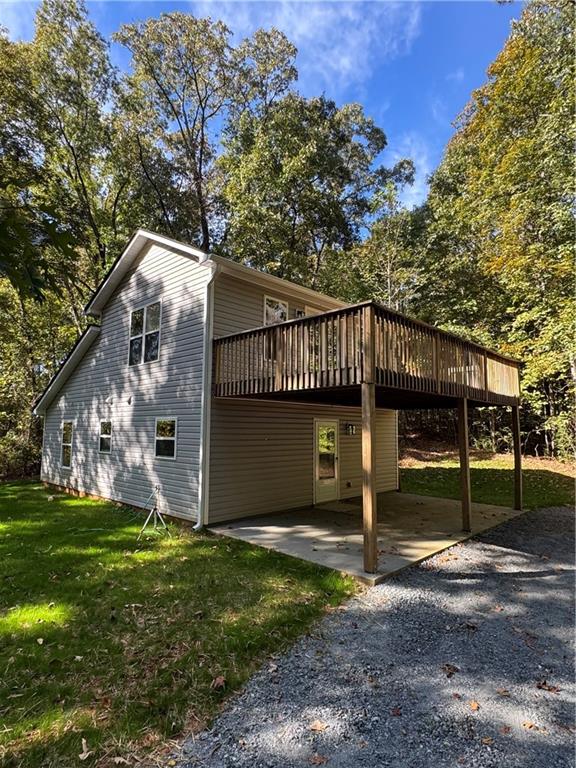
[138,485,171,541]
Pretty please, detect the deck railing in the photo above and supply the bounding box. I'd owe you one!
[212,302,520,405]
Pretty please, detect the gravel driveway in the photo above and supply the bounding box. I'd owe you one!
[175,507,575,768]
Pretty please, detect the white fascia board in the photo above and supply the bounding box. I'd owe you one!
[209,255,347,310]
[84,229,212,317]
[33,325,101,415]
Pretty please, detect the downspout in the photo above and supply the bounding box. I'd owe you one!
[194,258,219,530]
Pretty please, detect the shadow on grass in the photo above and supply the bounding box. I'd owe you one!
[0,483,355,767]
[400,466,574,510]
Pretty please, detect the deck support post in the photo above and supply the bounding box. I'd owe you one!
[457,398,472,532]
[512,405,522,510]
[362,381,378,573]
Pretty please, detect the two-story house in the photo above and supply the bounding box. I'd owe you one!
[34,230,522,575]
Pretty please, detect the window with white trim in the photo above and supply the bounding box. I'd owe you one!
[155,418,177,459]
[99,421,112,454]
[264,296,288,326]
[61,421,73,468]
[129,301,161,366]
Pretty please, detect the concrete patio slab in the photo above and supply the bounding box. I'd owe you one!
[210,492,524,585]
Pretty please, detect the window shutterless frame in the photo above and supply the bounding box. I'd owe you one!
[263,295,288,326]
[99,420,112,454]
[128,300,162,366]
[154,417,177,460]
[60,420,73,469]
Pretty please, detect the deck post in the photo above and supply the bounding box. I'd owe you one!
[361,304,378,573]
[457,398,472,532]
[362,381,378,573]
[512,404,522,510]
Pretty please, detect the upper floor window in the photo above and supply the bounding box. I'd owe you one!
[99,421,112,454]
[264,296,288,326]
[129,301,161,366]
[61,421,73,468]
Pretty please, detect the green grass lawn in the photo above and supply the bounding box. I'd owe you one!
[0,483,356,768]
[400,452,575,509]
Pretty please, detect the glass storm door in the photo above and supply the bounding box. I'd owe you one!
[314,421,339,504]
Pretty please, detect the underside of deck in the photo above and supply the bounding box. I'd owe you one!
[211,492,524,585]
[212,302,522,575]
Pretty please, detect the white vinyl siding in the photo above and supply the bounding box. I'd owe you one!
[40,243,211,520]
[208,399,397,524]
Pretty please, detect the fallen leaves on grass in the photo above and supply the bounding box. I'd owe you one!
[210,675,226,691]
[390,707,402,716]
[499,725,512,735]
[79,738,92,761]
[496,688,511,697]
[481,737,494,746]
[470,701,480,711]
[309,755,329,765]
[309,720,329,732]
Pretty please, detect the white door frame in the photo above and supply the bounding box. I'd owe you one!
[313,419,340,504]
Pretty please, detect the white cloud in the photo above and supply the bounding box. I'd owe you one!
[429,94,448,125]
[190,1,422,97]
[388,131,434,209]
[0,1,37,41]
[446,66,464,83]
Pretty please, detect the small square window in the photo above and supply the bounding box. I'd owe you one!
[155,418,177,459]
[264,296,288,326]
[99,421,112,454]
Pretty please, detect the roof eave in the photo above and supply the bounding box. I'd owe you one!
[33,325,101,415]
[84,229,211,317]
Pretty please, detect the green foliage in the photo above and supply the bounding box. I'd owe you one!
[0,0,573,468]
[221,93,413,291]
[0,483,355,766]
[114,15,298,251]
[422,0,575,441]
[377,0,575,457]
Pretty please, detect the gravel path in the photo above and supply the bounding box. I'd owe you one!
[175,508,575,768]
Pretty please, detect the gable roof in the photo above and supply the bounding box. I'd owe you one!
[85,229,345,317]
[85,230,211,316]
[33,229,347,416]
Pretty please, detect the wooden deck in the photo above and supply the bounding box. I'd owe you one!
[213,301,520,407]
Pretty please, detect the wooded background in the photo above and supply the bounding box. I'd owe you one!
[0,0,573,476]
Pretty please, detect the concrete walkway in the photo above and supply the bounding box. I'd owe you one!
[211,492,523,584]
[176,507,575,768]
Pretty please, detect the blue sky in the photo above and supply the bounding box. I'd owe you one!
[0,1,522,206]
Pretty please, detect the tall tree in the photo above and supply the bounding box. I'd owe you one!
[221,93,413,291]
[420,0,575,453]
[345,186,424,311]
[114,16,297,252]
